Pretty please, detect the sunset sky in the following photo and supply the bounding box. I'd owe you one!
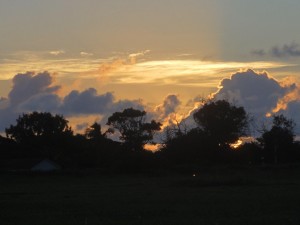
[1,0,300,135]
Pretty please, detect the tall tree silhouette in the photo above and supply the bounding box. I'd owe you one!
[107,108,161,151]
[5,111,73,146]
[193,100,249,149]
[85,122,104,140]
[258,114,295,163]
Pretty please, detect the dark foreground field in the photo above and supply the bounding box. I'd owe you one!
[1,166,300,225]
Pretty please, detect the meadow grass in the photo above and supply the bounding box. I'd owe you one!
[1,166,300,225]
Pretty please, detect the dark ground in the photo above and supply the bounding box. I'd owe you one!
[1,165,300,225]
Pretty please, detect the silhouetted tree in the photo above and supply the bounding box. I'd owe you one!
[5,111,73,147]
[107,108,162,151]
[0,135,19,162]
[193,100,249,149]
[160,128,212,165]
[258,114,295,163]
[233,142,263,165]
[85,122,105,140]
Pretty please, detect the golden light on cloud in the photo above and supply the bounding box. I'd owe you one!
[67,114,103,133]
[272,88,300,114]
[80,52,94,57]
[0,49,292,82]
[230,137,256,149]
[0,51,295,106]
[112,60,292,85]
[230,139,243,149]
[128,50,151,64]
[144,144,161,152]
[49,50,65,56]
[266,112,272,118]
[0,57,102,80]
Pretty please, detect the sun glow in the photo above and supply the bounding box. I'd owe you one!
[0,50,291,81]
[144,144,161,152]
[0,52,295,111]
[230,137,257,149]
[121,60,290,85]
[272,88,300,114]
[230,140,243,149]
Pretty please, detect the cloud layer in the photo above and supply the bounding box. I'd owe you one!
[2,69,300,136]
[155,94,181,119]
[252,42,300,58]
[0,72,144,132]
[213,69,300,133]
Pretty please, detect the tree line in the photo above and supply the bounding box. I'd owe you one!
[1,100,300,172]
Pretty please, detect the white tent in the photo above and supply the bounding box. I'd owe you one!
[31,159,61,172]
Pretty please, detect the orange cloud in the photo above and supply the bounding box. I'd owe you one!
[129,50,151,64]
[99,50,151,75]
[96,50,151,84]
[272,86,300,113]
[98,59,127,75]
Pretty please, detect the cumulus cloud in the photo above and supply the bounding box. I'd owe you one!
[0,97,8,110]
[210,69,300,135]
[273,87,300,133]
[280,100,300,124]
[61,88,114,115]
[99,98,145,125]
[3,68,300,137]
[161,69,300,137]
[19,93,62,112]
[213,69,293,116]
[186,95,206,108]
[0,71,61,132]
[0,109,18,133]
[0,72,145,133]
[150,94,186,136]
[155,94,181,119]
[8,71,60,105]
[271,83,299,113]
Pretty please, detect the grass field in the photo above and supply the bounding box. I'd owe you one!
[1,166,300,225]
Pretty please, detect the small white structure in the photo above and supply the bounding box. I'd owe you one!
[31,159,61,172]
